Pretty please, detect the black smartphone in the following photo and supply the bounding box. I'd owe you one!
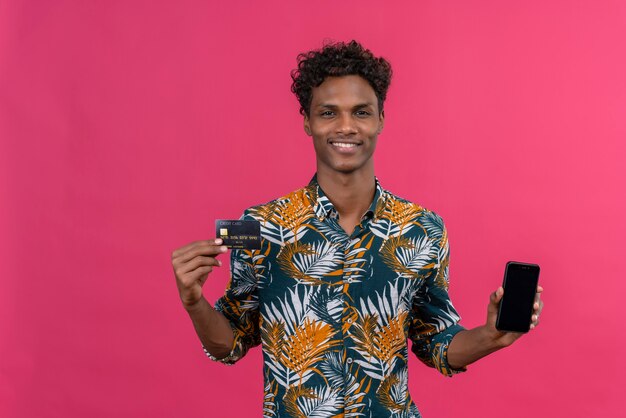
[496,261,540,333]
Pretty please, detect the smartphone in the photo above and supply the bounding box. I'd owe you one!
[496,261,540,333]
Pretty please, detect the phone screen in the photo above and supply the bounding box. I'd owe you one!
[496,262,540,333]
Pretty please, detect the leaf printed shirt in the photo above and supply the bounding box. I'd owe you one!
[206,176,466,417]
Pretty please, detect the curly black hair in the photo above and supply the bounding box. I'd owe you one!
[290,40,392,116]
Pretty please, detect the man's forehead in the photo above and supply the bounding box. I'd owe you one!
[311,75,377,105]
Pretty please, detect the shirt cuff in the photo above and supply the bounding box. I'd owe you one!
[431,323,467,377]
[203,344,239,365]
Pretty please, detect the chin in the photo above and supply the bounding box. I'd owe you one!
[332,163,362,174]
[317,154,371,175]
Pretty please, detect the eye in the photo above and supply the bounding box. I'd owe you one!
[355,110,371,117]
[320,110,335,117]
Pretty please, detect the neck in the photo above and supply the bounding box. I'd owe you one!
[316,164,376,219]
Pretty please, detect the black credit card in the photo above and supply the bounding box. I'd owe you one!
[215,219,261,250]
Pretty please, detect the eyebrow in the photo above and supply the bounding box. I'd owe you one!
[316,102,375,110]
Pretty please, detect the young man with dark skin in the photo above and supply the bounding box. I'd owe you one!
[171,41,543,417]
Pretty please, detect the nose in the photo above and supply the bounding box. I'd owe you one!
[336,113,357,135]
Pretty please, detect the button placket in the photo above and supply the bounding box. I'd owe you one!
[341,240,354,375]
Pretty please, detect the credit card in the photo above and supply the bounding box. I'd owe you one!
[215,219,261,249]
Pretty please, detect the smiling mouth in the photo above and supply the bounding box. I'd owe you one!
[329,140,362,148]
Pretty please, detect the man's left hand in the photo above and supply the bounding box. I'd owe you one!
[485,285,544,348]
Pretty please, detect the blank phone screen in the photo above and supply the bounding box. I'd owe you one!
[497,263,540,332]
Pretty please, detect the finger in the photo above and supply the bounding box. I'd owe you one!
[178,255,223,275]
[171,239,225,260]
[174,255,222,280]
[172,240,209,259]
[177,265,214,291]
[177,262,212,283]
[531,314,540,328]
[187,265,215,285]
[175,241,228,264]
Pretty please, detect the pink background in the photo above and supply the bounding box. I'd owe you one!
[1,1,625,417]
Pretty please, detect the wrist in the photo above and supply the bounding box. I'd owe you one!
[478,324,508,350]
[183,295,208,314]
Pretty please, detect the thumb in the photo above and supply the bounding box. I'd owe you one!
[487,287,505,327]
[490,287,504,306]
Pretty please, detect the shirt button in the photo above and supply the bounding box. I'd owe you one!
[346,357,353,364]
[346,278,353,283]
[347,318,353,324]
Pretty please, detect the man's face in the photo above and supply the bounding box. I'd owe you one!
[304,75,384,175]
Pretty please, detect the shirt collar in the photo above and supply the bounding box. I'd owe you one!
[308,174,386,221]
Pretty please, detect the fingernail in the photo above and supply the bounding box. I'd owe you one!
[220,246,228,252]
[215,238,223,245]
[217,260,222,266]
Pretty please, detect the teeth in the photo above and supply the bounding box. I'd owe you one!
[333,142,357,148]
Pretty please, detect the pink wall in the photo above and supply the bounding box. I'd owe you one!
[1,1,625,417]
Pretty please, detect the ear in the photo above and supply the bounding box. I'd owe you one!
[304,114,312,136]
[377,110,385,134]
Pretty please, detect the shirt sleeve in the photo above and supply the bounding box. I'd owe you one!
[204,213,262,365]
[408,216,466,376]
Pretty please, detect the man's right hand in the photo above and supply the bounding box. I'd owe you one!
[171,238,228,309]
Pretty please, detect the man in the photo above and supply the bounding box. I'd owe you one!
[171,40,543,417]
